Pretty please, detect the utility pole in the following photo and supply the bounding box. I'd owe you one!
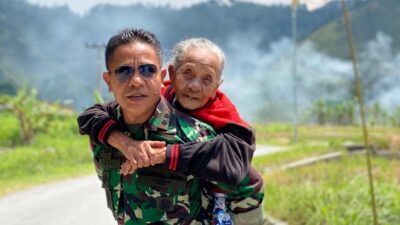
[291,0,299,143]
[85,43,106,92]
[340,1,378,224]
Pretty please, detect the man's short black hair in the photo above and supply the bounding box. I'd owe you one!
[105,28,162,70]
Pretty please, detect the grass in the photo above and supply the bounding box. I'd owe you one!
[0,112,21,146]
[254,123,400,149]
[263,156,400,225]
[253,123,400,225]
[0,116,94,196]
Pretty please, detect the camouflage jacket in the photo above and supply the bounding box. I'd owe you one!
[92,97,216,225]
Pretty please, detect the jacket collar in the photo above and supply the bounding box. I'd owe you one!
[115,96,177,134]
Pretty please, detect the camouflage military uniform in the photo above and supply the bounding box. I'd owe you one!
[92,97,216,225]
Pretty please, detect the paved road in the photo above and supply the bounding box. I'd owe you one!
[0,176,114,225]
[255,145,286,156]
[0,145,284,225]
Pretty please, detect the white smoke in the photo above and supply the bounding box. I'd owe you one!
[221,34,353,121]
[221,31,400,121]
[359,32,400,111]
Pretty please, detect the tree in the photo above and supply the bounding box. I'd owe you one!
[0,86,71,144]
[390,106,400,127]
[307,99,356,125]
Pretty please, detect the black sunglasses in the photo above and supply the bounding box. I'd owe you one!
[112,64,158,82]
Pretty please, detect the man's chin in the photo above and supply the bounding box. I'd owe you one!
[120,100,145,111]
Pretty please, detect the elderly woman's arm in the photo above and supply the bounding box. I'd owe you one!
[77,102,253,186]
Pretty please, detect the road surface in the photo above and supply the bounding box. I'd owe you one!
[0,176,115,225]
[255,145,286,156]
[0,145,284,225]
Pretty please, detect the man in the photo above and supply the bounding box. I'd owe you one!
[79,38,264,224]
[85,28,239,224]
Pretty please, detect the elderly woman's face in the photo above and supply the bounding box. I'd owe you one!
[170,48,222,110]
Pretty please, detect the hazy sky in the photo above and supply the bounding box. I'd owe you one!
[26,0,293,15]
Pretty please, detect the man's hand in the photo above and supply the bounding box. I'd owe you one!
[120,146,167,175]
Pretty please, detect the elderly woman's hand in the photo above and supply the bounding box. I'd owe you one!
[119,140,167,175]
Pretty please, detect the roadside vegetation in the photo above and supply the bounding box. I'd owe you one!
[0,88,93,196]
[254,123,400,225]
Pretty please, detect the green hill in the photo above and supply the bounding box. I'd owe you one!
[308,0,400,59]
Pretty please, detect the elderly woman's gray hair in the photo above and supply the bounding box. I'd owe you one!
[169,38,226,77]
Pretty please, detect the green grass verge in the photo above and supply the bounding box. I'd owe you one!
[0,133,94,196]
[254,123,400,149]
[263,155,400,225]
[253,123,400,224]
[0,112,21,146]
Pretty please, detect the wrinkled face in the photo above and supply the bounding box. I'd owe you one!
[103,42,165,124]
[170,48,222,110]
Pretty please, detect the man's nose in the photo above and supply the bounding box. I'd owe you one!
[128,72,145,87]
[188,79,201,93]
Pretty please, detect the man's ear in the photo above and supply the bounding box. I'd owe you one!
[160,68,167,81]
[168,64,175,80]
[103,72,112,91]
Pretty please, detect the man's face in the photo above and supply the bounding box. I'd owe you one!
[103,42,165,123]
[169,48,222,111]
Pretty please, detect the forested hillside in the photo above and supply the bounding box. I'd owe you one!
[309,0,400,59]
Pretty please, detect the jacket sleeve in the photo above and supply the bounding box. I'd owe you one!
[166,122,255,186]
[77,101,120,145]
